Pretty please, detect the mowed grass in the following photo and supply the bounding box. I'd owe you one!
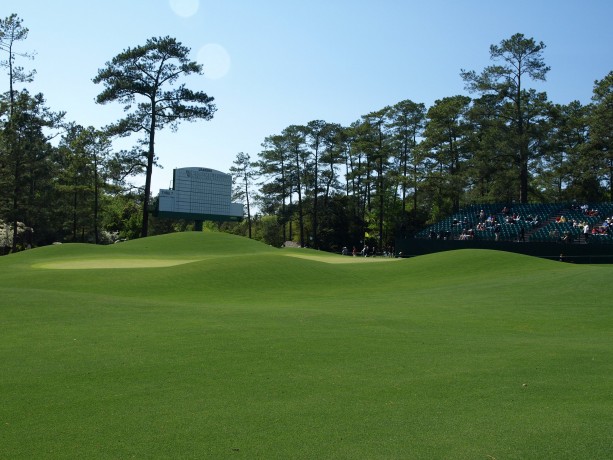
[1,232,611,459]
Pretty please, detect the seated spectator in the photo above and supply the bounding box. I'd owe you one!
[443,230,451,240]
[526,214,539,228]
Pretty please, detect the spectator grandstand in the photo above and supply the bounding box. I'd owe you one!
[415,203,613,245]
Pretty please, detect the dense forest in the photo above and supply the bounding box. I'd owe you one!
[1,14,612,254]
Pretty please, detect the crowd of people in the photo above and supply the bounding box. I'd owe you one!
[572,203,602,216]
[444,207,542,242]
[554,204,613,242]
[420,203,613,244]
[341,245,398,257]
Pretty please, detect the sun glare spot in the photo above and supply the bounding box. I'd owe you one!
[169,0,199,18]
[198,43,231,80]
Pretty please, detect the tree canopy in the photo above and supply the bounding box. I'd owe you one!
[93,36,216,237]
[0,17,612,254]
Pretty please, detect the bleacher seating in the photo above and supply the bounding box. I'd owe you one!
[416,202,613,244]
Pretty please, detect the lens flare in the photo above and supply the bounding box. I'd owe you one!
[198,43,231,80]
[169,0,199,18]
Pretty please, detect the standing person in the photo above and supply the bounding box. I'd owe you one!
[583,223,590,243]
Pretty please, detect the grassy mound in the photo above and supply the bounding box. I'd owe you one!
[1,232,611,458]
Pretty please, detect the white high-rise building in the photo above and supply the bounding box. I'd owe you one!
[156,167,243,222]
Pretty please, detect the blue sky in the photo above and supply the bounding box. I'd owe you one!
[7,0,613,193]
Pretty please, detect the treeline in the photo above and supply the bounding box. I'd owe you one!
[1,14,611,254]
[228,34,612,252]
[0,14,215,252]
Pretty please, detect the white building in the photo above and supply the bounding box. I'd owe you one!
[156,167,243,222]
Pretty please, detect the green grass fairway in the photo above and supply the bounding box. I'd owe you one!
[1,232,611,458]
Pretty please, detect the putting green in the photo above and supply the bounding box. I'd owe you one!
[36,254,399,268]
[281,252,401,264]
[34,258,196,269]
